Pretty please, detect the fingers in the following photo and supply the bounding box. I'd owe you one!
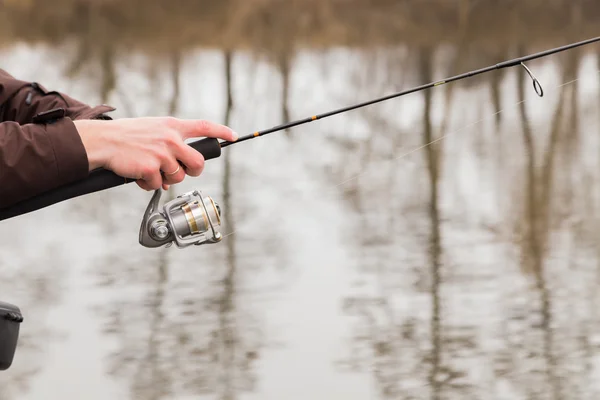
[173,142,205,177]
[172,118,239,142]
[136,180,151,191]
[138,168,163,191]
[136,150,201,192]
[137,155,199,192]
[130,117,234,192]
[136,180,169,192]
[161,159,186,185]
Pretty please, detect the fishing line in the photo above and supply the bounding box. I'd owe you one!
[218,70,594,241]
[217,36,600,149]
[1,36,599,250]
[332,74,586,189]
[226,73,587,197]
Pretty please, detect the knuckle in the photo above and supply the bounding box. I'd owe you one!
[191,163,205,177]
[148,147,160,160]
[163,131,180,147]
[193,153,205,168]
[173,174,185,184]
[188,162,204,176]
[141,164,156,177]
[163,116,179,129]
[152,147,170,164]
[183,153,203,171]
[150,175,162,188]
[184,166,199,177]
[197,119,210,133]
[158,152,171,165]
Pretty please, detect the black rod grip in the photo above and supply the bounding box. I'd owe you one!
[189,137,221,160]
[0,138,222,221]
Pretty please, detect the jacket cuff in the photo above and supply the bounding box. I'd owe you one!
[44,117,89,184]
[70,104,116,121]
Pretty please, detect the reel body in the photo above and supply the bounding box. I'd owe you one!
[139,189,222,248]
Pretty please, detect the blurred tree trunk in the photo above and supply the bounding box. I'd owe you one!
[168,50,182,116]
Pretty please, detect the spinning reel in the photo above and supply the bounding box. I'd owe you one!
[139,189,223,248]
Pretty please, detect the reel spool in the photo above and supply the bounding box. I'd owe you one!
[139,189,223,248]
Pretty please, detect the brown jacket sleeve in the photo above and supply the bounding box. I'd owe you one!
[0,69,116,209]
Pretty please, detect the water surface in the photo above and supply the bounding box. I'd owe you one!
[2,9,600,400]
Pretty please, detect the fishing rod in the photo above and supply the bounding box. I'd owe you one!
[0,36,599,250]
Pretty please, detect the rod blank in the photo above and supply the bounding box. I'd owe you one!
[1,36,599,221]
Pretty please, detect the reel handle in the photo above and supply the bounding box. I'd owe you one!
[0,138,222,221]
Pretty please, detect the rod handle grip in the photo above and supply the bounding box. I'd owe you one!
[189,137,222,160]
[0,138,223,221]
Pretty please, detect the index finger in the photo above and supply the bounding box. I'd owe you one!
[174,119,239,142]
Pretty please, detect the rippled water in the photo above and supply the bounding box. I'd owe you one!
[2,32,600,400]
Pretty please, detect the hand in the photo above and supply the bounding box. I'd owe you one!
[74,117,238,191]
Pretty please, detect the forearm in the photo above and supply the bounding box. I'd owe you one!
[0,70,238,209]
[0,118,89,209]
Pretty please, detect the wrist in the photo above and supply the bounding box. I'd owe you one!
[73,119,110,171]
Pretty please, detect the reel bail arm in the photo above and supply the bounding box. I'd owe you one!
[139,189,223,249]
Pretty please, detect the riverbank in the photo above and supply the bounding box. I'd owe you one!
[1,0,597,55]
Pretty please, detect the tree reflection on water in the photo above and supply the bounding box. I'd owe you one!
[83,52,275,400]
[0,245,68,400]
[335,41,600,400]
[2,2,600,399]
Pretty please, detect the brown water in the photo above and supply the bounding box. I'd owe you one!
[2,4,600,400]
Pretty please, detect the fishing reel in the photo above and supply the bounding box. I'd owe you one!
[139,189,223,248]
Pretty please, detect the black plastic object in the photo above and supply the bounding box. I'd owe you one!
[0,301,23,371]
[0,138,222,221]
[189,137,221,160]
